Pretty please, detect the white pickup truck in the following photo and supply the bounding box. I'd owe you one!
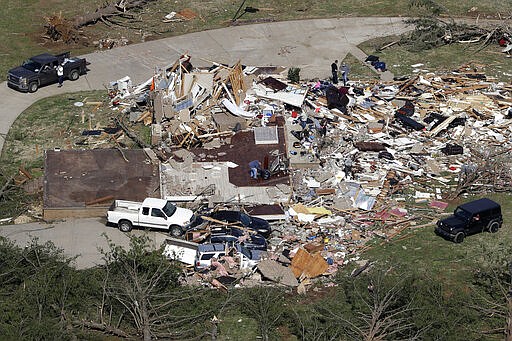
[107,198,195,236]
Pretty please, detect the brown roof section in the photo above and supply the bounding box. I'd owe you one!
[44,149,159,208]
[192,118,290,187]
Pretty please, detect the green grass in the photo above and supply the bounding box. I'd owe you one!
[341,53,379,81]
[217,314,259,340]
[362,192,512,286]
[0,90,113,176]
[358,35,512,82]
[1,0,511,81]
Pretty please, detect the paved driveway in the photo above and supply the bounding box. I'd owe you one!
[0,218,170,269]
[0,17,408,153]
[0,17,409,267]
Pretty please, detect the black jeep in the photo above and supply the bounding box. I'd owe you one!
[435,198,503,243]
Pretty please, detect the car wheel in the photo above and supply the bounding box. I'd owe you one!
[169,225,183,237]
[69,69,80,81]
[118,220,133,232]
[454,232,465,243]
[488,221,500,233]
[28,82,38,93]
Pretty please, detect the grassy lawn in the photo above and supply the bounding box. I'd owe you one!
[0,91,114,175]
[362,192,512,287]
[1,0,511,81]
[0,0,103,81]
[357,35,512,82]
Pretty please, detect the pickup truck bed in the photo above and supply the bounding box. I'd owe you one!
[109,200,142,213]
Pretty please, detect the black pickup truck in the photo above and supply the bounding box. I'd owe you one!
[7,52,87,93]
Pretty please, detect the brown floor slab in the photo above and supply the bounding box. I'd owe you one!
[44,149,160,208]
[192,118,290,187]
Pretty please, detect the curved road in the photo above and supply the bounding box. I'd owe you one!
[0,17,408,153]
[0,17,409,268]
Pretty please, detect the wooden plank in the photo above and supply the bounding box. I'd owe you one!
[397,75,418,94]
[315,188,336,195]
[18,167,33,180]
[290,248,329,279]
[428,115,457,137]
[85,195,115,206]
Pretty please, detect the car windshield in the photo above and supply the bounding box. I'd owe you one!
[240,213,252,226]
[454,207,471,221]
[22,59,42,72]
[162,201,177,217]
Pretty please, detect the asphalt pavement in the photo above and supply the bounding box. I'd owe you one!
[0,17,409,268]
[0,217,169,269]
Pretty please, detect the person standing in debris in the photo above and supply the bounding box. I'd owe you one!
[331,60,339,84]
[344,156,353,179]
[341,62,350,86]
[319,118,328,138]
[249,160,262,179]
[57,63,64,87]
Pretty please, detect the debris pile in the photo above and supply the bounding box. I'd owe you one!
[103,54,512,292]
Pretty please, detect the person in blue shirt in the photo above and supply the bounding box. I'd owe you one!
[249,160,261,179]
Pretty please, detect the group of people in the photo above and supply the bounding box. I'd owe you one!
[331,60,349,86]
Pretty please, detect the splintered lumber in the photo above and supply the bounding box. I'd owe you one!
[136,110,152,123]
[315,188,336,196]
[18,167,33,180]
[428,115,457,137]
[228,61,246,105]
[200,215,242,227]
[196,130,234,139]
[397,76,418,94]
[85,195,115,206]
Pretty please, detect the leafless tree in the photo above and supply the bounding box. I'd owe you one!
[321,270,424,341]
[100,234,213,340]
[241,286,287,341]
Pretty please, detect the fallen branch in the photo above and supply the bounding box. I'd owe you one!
[44,0,158,43]
[73,320,130,338]
[0,176,15,200]
[72,0,157,28]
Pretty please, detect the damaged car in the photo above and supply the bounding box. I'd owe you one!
[208,210,272,238]
[209,227,268,251]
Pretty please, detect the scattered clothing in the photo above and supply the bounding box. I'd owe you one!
[499,35,510,47]
[373,61,386,72]
[365,55,380,63]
